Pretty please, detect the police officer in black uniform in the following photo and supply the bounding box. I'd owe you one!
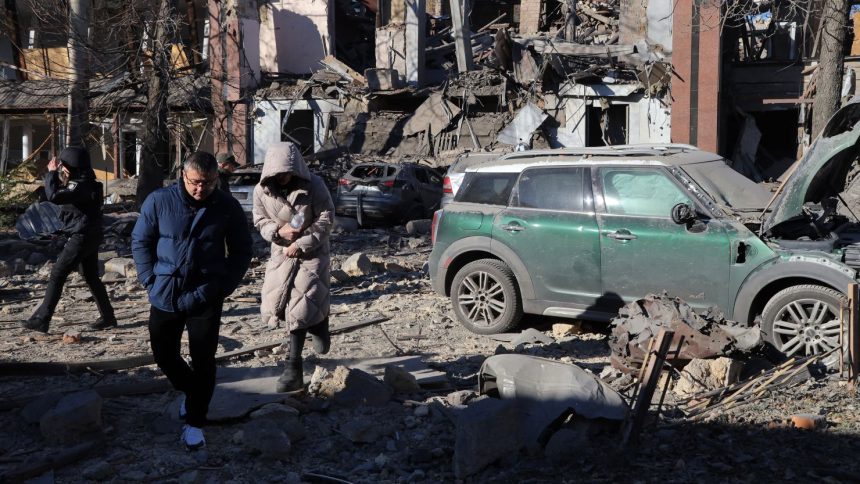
[21,146,117,333]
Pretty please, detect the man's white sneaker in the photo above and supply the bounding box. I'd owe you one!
[181,424,205,451]
[178,396,187,421]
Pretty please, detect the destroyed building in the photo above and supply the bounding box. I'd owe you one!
[0,0,857,182]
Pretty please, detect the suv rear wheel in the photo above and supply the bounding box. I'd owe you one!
[450,259,523,334]
[761,285,846,365]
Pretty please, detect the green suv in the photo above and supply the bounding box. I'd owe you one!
[430,102,860,360]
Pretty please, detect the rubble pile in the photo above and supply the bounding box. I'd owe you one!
[608,292,763,373]
[1,225,860,481]
[572,0,620,45]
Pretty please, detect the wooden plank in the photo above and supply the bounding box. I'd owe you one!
[0,354,156,376]
[621,328,674,446]
[761,98,815,105]
[0,439,105,482]
[513,38,635,56]
[0,378,172,411]
[576,3,618,26]
[321,55,367,85]
[0,315,391,376]
[215,315,391,360]
[349,355,448,386]
[849,283,860,391]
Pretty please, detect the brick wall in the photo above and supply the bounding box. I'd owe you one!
[519,0,542,34]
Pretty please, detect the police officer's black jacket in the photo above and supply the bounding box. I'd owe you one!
[45,168,103,236]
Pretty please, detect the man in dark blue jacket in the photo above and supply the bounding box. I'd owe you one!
[21,146,116,333]
[131,151,252,451]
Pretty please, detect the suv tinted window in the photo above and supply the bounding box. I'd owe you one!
[513,167,587,211]
[414,167,430,184]
[456,172,518,205]
[600,168,692,217]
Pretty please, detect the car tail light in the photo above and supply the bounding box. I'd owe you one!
[431,209,443,246]
[338,178,350,186]
[381,180,395,187]
[442,176,453,194]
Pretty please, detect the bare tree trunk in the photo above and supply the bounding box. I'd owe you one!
[67,0,90,146]
[4,0,27,80]
[185,0,200,69]
[135,0,173,208]
[812,0,850,139]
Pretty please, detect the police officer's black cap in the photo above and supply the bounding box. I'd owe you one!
[59,146,91,169]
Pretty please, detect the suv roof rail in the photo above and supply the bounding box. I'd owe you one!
[497,144,699,161]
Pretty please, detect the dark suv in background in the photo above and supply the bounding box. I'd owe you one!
[335,162,443,226]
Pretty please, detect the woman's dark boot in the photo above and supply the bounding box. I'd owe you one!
[309,317,330,355]
[275,359,304,393]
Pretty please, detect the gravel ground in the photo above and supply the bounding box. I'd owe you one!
[1,226,859,483]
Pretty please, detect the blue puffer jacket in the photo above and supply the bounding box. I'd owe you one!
[131,183,252,313]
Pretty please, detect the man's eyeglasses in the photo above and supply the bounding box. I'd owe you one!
[183,173,218,188]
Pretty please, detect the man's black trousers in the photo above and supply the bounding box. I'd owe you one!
[31,232,114,325]
[148,303,222,427]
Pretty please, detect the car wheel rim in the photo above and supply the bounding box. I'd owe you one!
[771,298,841,357]
[457,270,506,327]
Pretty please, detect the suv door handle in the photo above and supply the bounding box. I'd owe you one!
[501,223,525,232]
[604,230,637,241]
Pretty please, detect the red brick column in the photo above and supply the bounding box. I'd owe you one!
[223,4,246,165]
[208,0,229,156]
[208,0,248,165]
[671,0,721,153]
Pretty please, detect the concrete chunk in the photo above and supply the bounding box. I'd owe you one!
[383,364,421,393]
[543,426,590,463]
[365,68,404,91]
[104,257,137,278]
[316,366,394,406]
[673,357,744,398]
[339,417,395,443]
[21,394,63,424]
[454,398,522,478]
[342,253,373,277]
[405,219,432,235]
[241,419,292,461]
[552,322,583,339]
[249,403,305,442]
[40,390,103,444]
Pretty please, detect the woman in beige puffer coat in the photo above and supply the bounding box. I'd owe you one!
[253,142,334,392]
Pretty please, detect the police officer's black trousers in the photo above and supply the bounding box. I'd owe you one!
[31,233,115,326]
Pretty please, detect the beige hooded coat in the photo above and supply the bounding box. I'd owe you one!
[253,142,334,331]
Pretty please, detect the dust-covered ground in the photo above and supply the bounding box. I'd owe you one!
[1,224,859,483]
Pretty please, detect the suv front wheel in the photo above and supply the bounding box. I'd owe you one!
[450,259,523,334]
[761,284,846,364]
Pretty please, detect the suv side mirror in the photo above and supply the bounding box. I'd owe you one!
[671,203,696,225]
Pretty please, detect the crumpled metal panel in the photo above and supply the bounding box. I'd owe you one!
[496,102,548,146]
[479,354,629,421]
[15,202,62,240]
[609,293,763,373]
